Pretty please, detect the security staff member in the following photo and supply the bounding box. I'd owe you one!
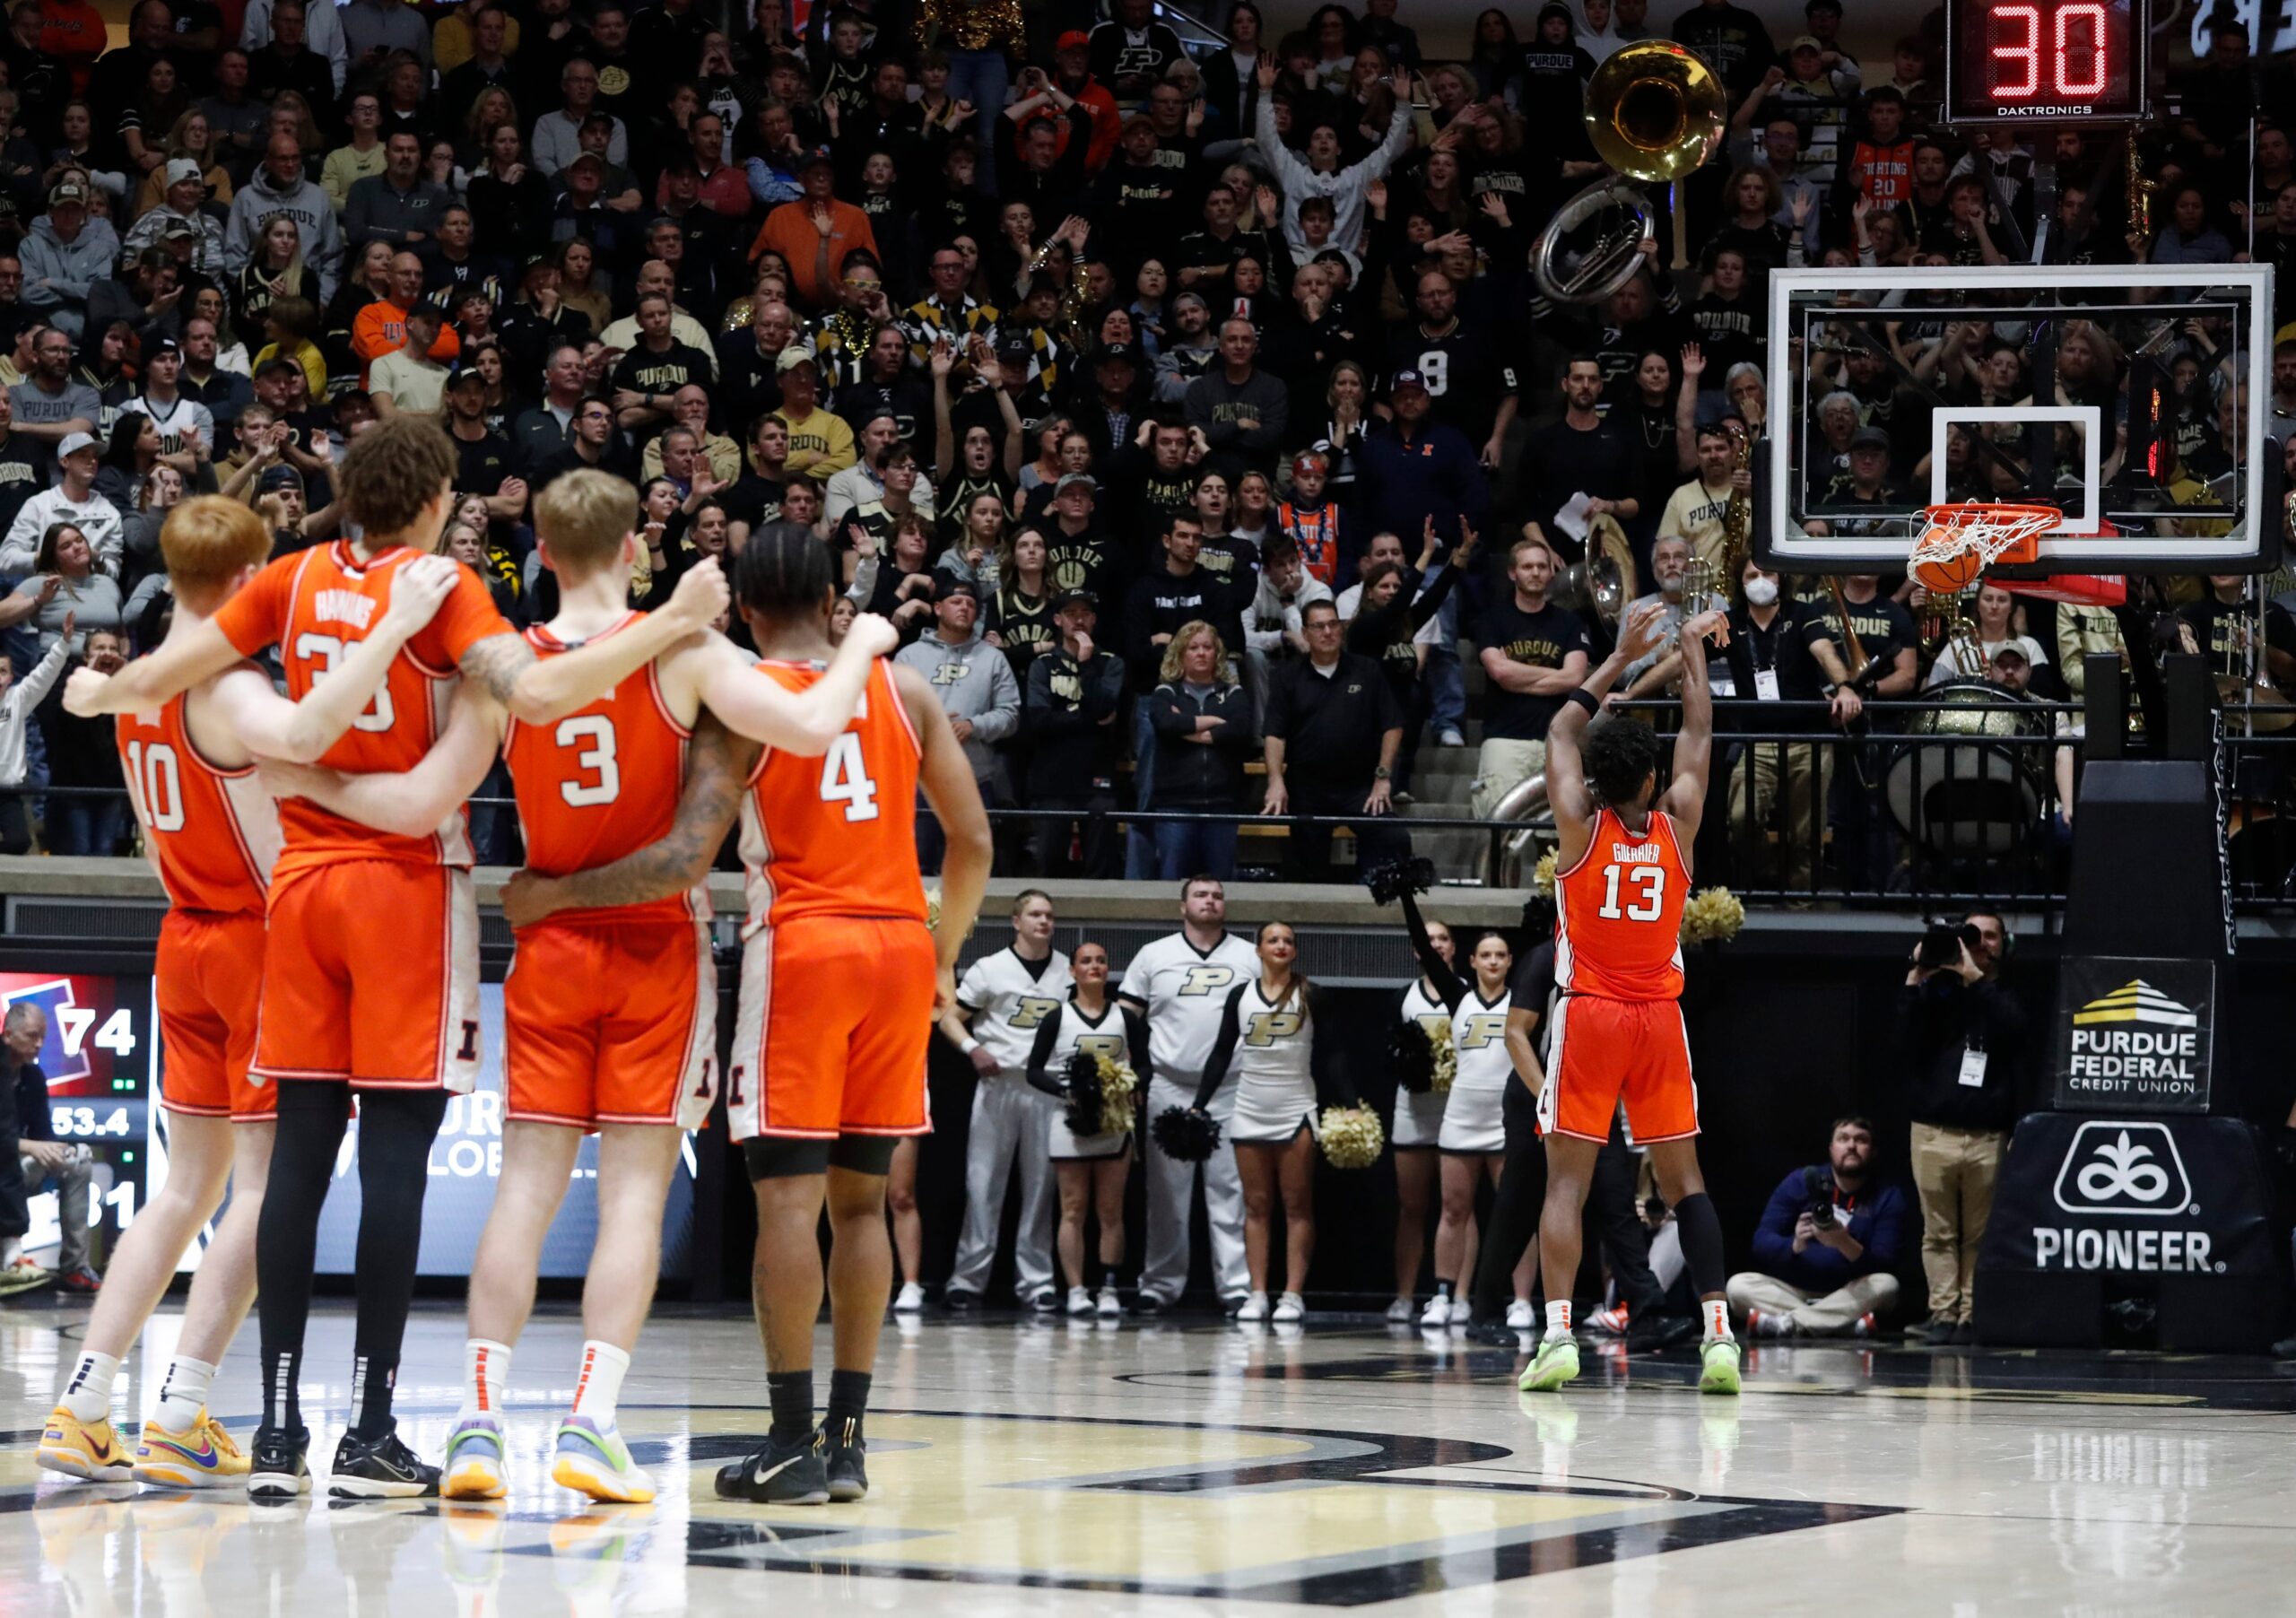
[1260,599,1407,882]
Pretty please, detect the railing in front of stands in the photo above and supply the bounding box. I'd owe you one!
[11,690,2296,910]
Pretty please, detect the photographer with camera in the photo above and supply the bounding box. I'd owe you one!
[1726,1118,1909,1337]
[1900,909,2025,1344]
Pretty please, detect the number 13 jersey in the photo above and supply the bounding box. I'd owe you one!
[1554,806,1689,1002]
[739,658,928,935]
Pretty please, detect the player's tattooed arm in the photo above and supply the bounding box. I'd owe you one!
[257,686,506,838]
[500,709,760,926]
[462,558,733,726]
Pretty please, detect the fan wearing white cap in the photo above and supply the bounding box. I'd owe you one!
[122,160,227,274]
[0,429,125,575]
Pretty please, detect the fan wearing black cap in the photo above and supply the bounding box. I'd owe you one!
[1025,587,1128,877]
[118,336,213,474]
[1822,425,1903,535]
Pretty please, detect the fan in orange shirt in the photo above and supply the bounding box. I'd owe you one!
[351,250,461,387]
[748,152,878,306]
[63,418,731,1502]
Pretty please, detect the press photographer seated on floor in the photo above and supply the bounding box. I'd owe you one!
[1726,1118,1910,1339]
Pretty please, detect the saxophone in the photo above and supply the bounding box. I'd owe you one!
[1718,422,1755,585]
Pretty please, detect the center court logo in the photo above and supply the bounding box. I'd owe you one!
[2050,1120,2191,1216]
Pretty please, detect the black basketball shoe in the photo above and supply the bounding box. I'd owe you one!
[329,1425,440,1499]
[715,1430,830,1505]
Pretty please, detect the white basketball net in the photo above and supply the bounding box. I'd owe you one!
[1910,503,2060,580]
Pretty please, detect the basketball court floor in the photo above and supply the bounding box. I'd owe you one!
[3,1300,2292,1615]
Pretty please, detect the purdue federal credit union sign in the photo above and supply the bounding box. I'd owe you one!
[2051,956,2213,1114]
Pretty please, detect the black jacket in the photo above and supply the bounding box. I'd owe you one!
[1900,972,2028,1132]
[1025,646,1127,793]
[1121,562,1246,694]
[1146,679,1253,808]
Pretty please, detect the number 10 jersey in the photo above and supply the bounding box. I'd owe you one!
[1554,806,1689,1003]
[739,658,928,935]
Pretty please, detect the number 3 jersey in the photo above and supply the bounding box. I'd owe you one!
[501,616,707,926]
[1554,806,1690,1002]
[213,540,512,878]
[739,657,928,935]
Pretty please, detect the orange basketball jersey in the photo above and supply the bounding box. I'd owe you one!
[738,658,926,935]
[501,616,705,926]
[213,543,511,879]
[115,686,281,917]
[1554,806,1690,1002]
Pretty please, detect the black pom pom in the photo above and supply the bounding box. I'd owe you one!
[1365,856,1439,907]
[1063,1048,1106,1138]
[1388,1020,1435,1094]
[1151,1104,1222,1163]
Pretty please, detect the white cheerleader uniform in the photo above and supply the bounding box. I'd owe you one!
[1436,987,1515,1154]
[1390,979,1451,1150]
[1033,1000,1136,1161]
[1205,980,1320,1144]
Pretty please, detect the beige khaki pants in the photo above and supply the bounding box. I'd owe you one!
[1908,1121,2006,1326]
[1728,738,1831,892]
[1471,737,1547,824]
[1725,1270,1899,1336]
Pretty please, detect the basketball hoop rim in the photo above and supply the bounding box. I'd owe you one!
[1916,501,2060,570]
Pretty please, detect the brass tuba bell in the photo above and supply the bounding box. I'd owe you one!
[1530,40,1726,306]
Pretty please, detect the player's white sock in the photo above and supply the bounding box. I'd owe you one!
[570,1340,630,1429]
[59,1351,119,1422]
[1703,1299,1733,1344]
[460,1338,513,1423]
[152,1355,216,1431]
[1544,1300,1572,1339]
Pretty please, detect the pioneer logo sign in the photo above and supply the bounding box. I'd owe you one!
[2036,1121,2215,1274]
[2052,956,2213,1113]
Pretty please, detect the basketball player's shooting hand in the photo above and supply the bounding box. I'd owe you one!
[844,612,900,659]
[1682,609,1729,648]
[666,555,731,629]
[1619,601,1669,663]
[379,554,457,642]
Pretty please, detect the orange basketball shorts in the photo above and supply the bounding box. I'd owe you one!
[1537,993,1699,1144]
[727,914,935,1143]
[252,861,481,1092]
[504,918,718,1129]
[156,908,274,1121]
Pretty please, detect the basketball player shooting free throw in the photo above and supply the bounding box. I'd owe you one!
[1521,600,1746,1396]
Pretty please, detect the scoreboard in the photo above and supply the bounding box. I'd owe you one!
[0,972,154,1262]
[1945,0,2145,123]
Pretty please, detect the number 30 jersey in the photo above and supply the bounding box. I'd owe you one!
[739,657,927,936]
[501,616,706,926]
[1554,806,1690,1002]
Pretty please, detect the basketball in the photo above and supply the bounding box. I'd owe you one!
[1911,537,1986,596]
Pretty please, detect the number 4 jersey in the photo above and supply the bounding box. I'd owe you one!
[739,658,928,935]
[1554,806,1690,1002]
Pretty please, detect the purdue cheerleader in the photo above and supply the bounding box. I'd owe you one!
[1403,891,1537,1328]
[1189,923,1355,1324]
[1388,917,1456,1323]
[938,891,1068,1310]
[1024,943,1151,1318]
[1118,876,1260,1312]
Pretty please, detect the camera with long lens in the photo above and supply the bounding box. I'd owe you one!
[1918,919,1982,971]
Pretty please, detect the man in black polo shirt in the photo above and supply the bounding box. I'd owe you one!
[1470,534,1593,823]
[1262,599,1409,883]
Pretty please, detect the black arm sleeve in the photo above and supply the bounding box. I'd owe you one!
[1405,559,1460,633]
[1399,891,1467,1010]
[1194,982,1247,1109]
[1024,1009,1067,1097]
[1123,1005,1152,1083]
[1308,986,1358,1109]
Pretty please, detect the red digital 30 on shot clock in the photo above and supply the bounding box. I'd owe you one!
[1946,0,2144,122]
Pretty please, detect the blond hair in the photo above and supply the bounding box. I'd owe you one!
[161,496,273,613]
[1159,620,1235,685]
[534,468,636,580]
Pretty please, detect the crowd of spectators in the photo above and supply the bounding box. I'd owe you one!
[0,0,2286,885]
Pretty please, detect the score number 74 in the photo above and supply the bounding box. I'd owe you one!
[55,1005,137,1060]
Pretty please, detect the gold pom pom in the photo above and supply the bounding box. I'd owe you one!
[1679,885,1746,945]
[1428,1020,1457,1094]
[1093,1052,1138,1127]
[1533,848,1559,897]
[925,888,942,932]
[1318,1104,1385,1170]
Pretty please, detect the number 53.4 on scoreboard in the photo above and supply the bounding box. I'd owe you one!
[1946,0,2144,123]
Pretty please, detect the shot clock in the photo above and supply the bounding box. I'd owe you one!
[1945,0,2144,122]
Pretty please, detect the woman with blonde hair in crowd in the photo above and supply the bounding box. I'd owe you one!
[131,110,233,221]
[1147,622,1254,880]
